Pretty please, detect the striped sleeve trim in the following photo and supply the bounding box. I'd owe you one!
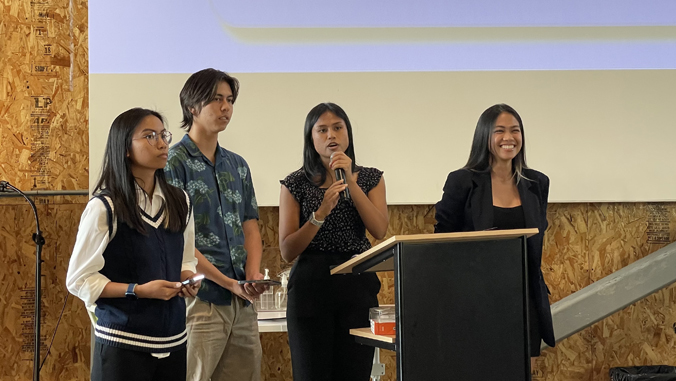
[93,195,117,239]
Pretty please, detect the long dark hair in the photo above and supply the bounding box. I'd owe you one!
[179,68,240,132]
[302,102,359,186]
[94,108,189,234]
[464,103,529,182]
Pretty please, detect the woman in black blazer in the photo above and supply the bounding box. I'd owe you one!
[434,104,555,363]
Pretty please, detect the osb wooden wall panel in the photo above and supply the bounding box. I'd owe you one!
[586,204,676,381]
[1,0,89,379]
[534,203,594,381]
[259,203,676,381]
[0,199,90,380]
[533,203,676,381]
[0,0,88,191]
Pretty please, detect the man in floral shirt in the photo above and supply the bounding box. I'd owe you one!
[165,68,265,381]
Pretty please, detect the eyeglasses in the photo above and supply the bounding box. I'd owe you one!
[134,130,173,146]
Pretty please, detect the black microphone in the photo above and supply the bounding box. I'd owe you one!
[330,154,351,200]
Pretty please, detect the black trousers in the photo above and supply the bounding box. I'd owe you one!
[91,342,186,381]
[286,251,380,381]
[288,309,375,381]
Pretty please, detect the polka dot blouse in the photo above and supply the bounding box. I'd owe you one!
[280,167,384,254]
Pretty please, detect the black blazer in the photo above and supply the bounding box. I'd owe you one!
[434,168,555,347]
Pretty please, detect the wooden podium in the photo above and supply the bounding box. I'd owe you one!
[331,229,538,381]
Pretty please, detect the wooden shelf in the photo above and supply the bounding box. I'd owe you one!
[350,328,396,351]
[350,328,395,343]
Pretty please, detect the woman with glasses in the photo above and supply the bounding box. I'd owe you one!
[66,108,201,381]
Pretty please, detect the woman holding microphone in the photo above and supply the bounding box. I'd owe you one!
[279,102,388,381]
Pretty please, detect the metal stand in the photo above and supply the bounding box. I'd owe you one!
[1,181,45,381]
[371,347,385,381]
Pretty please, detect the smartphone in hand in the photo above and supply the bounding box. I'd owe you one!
[237,279,281,286]
[181,273,205,286]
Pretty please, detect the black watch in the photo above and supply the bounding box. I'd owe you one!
[125,283,138,300]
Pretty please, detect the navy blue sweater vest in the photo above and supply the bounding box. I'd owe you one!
[93,196,189,353]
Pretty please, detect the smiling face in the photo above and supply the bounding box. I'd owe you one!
[489,112,523,164]
[311,111,350,160]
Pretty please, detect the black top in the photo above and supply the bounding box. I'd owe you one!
[492,205,525,230]
[280,167,383,254]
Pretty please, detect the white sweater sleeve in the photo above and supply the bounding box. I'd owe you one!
[66,198,112,307]
[181,205,197,273]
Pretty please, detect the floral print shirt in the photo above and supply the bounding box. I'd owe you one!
[165,134,259,305]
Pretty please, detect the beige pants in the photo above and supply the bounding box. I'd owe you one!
[185,297,262,381]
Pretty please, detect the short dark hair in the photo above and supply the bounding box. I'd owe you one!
[179,68,239,131]
[302,102,359,186]
[464,103,529,182]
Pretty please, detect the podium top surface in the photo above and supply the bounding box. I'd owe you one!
[330,228,538,275]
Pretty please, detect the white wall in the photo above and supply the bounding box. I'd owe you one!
[90,70,676,205]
